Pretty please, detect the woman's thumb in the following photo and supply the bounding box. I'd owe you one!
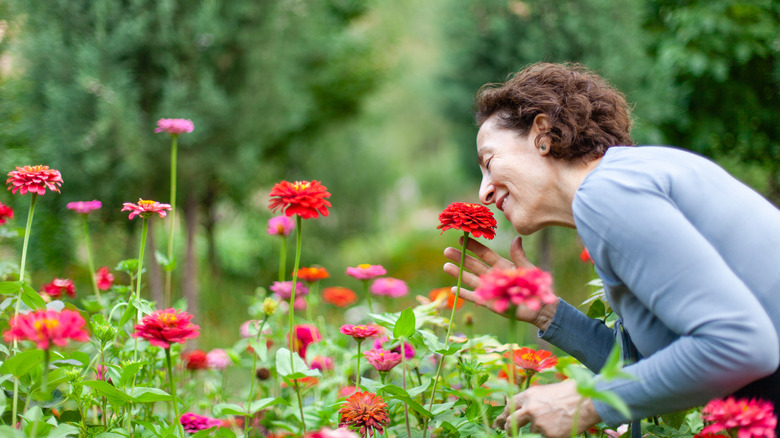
[510,236,534,269]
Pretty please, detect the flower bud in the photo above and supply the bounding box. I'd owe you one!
[262,297,278,316]
[463,313,474,327]
[256,367,271,380]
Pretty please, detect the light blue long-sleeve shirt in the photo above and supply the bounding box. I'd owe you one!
[540,146,780,425]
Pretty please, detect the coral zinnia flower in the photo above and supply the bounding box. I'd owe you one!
[182,349,210,370]
[267,215,295,236]
[505,347,558,373]
[270,280,309,300]
[292,324,321,360]
[268,180,331,219]
[3,309,89,350]
[295,266,330,283]
[437,202,497,239]
[179,412,221,433]
[429,287,465,309]
[340,324,382,343]
[133,308,200,348]
[339,391,390,437]
[369,277,408,298]
[364,348,403,372]
[0,202,14,225]
[155,118,194,136]
[475,267,556,313]
[346,264,386,280]
[41,278,76,298]
[95,266,114,291]
[6,165,63,196]
[373,336,415,360]
[322,287,358,307]
[121,199,172,220]
[66,200,102,214]
[701,397,777,438]
[206,349,231,371]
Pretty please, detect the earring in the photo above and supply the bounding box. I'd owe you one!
[540,145,547,151]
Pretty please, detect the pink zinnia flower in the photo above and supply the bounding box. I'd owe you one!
[95,267,114,291]
[66,200,102,214]
[267,215,295,237]
[6,165,63,196]
[311,355,335,371]
[132,308,200,348]
[340,324,382,343]
[475,267,556,313]
[292,324,321,360]
[339,386,358,398]
[0,202,13,225]
[121,199,172,220]
[3,309,89,350]
[179,412,221,433]
[270,280,309,300]
[701,397,777,438]
[346,264,386,281]
[41,278,76,298]
[364,348,403,372]
[369,277,408,298]
[155,118,194,136]
[373,336,415,360]
[206,348,231,371]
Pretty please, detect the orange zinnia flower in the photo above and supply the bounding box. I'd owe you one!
[268,180,331,219]
[3,309,89,350]
[295,266,330,283]
[6,165,63,196]
[339,391,390,437]
[429,287,464,309]
[504,347,558,373]
[322,287,358,307]
[437,202,497,239]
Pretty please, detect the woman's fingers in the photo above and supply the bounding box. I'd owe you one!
[509,236,535,269]
[442,262,483,290]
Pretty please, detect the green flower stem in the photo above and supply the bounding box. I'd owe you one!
[356,340,363,388]
[11,193,37,428]
[28,349,49,438]
[362,279,373,313]
[132,218,149,361]
[287,215,306,434]
[278,235,287,283]
[82,215,103,311]
[525,370,535,390]
[165,134,178,307]
[245,317,268,437]
[165,347,184,438]
[510,316,518,388]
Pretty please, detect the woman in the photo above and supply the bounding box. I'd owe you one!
[443,62,780,437]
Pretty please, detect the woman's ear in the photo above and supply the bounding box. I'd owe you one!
[533,114,552,156]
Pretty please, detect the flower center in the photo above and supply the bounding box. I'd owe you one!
[292,181,311,191]
[138,199,156,208]
[34,318,59,332]
[358,264,371,269]
[159,313,178,326]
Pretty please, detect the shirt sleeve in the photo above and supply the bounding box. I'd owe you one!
[574,174,780,425]
[538,298,616,373]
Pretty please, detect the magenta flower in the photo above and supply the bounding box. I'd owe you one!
[7,165,63,196]
[0,202,12,225]
[475,267,556,313]
[701,397,777,438]
[267,215,295,237]
[66,200,102,214]
[369,277,409,298]
[155,118,194,136]
[132,308,200,348]
[373,336,415,360]
[41,278,76,299]
[3,309,89,350]
[340,324,382,343]
[292,324,321,360]
[95,267,114,291]
[270,280,309,300]
[307,428,360,438]
[240,320,264,338]
[364,348,403,372]
[179,412,221,433]
[346,264,386,280]
[206,349,231,371]
[311,355,335,371]
[121,199,172,220]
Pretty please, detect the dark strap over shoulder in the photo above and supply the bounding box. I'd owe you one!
[615,318,642,438]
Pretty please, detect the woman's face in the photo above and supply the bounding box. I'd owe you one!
[476,115,554,235]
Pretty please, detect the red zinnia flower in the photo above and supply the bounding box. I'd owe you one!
[292,324,321,360]
[41,278,76,298]
[121,199,172,220]
[340,324,382,343]
[268,180,331,219]
[437,202,497,239]
[295,266,330,283]
[475,267,556,313]
[580,247,593,264]
[504,347,558,373]
[0,202,13,225]
[339,391,390,437]
[66,200,102,214]
[95,267,114,291]
[3,309,89,350]
[182,349,210,370]
[346,264,386,280]
[322,287,358,307]
[701,397,777,438]
[155,118,194,136]
[370,277,408,298]
[132,308,200,348]
[6,165,63,196]
[429,287,465,309]
[179,412,221,433]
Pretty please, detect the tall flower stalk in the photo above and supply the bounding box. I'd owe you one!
[244,300,275,437]
[67,200,103,308]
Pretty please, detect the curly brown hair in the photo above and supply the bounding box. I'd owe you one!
[474,62,633,162]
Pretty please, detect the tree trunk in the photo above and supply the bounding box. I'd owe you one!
[182,195,200,340]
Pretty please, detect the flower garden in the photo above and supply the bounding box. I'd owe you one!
[0,119,775,438]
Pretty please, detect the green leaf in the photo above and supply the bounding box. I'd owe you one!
[213,403,249,417]
[275,348,318,378]
[131,387,173,403]
[44,424,80,438]
[0,349,44,377]
[393,307,416,338]
[248,338,268,362]
[21,283,45,310]
[130,295,155,317]
[118,300,136,327]
[0,281,22,295]
[83,380,133,405]
[586,299,606,319]
[661,409,689,430]
[118,362,146,388]
[591,390,632,420]
[419,330,444,352]
[380,384,432,419]
[247,397,286,414]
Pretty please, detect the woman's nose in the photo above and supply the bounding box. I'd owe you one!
[479,177,495,205]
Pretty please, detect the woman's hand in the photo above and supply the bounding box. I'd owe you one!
[442,235,558,330]
[494,380,601,438]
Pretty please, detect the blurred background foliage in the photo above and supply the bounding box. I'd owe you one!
[0,0,778,347]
